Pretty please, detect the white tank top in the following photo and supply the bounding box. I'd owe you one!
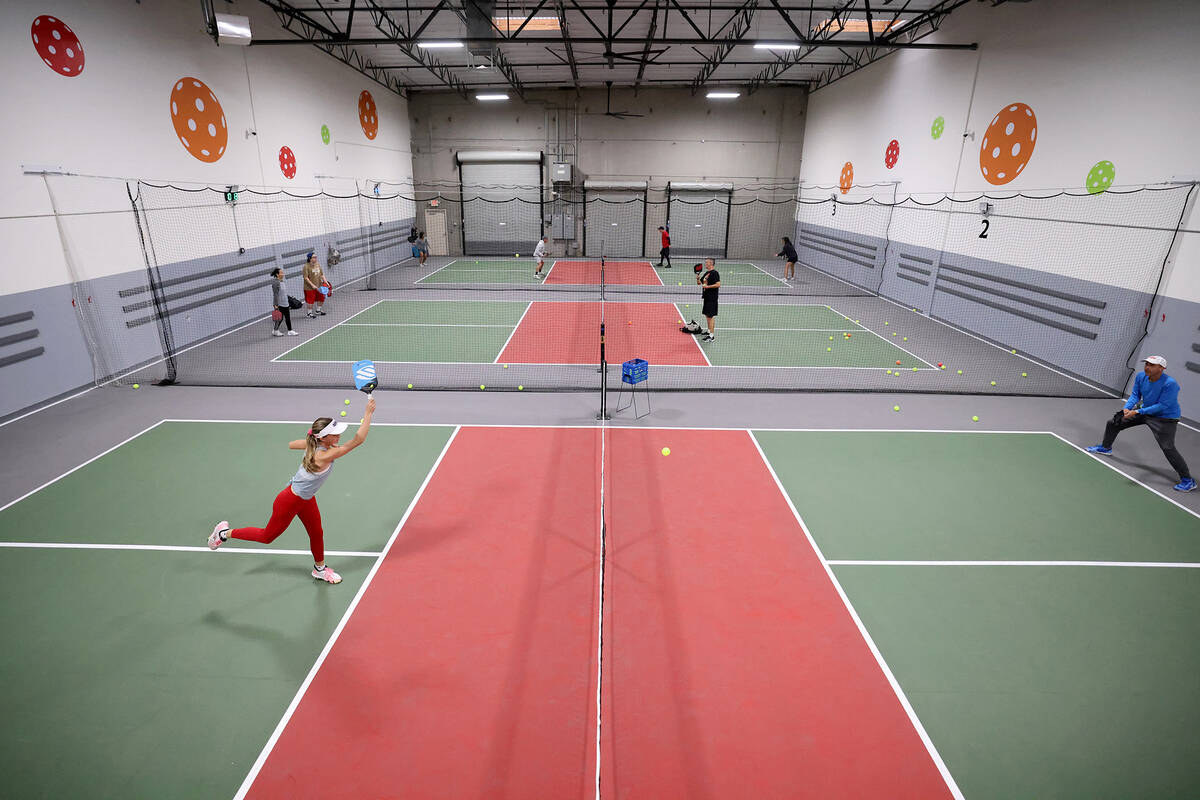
[290,451,334,499]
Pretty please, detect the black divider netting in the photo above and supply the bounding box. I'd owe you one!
[100,182,1191,399]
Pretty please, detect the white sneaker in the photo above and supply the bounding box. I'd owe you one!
[208,521,230,549]
[272,330,284,337]
[312,565,342,584]
[287,330,299,336]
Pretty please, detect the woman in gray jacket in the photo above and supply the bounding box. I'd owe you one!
[271,267,299,336]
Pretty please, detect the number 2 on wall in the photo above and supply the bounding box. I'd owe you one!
[979,219,989,239]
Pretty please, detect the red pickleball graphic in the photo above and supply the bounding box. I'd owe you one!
[279,146,297,179]
[885,139,900,169]
[170,78,228,163]
[359,90,378,140]
[980,102,1037,185]
[839,162,854,194]
[31,15,84,76]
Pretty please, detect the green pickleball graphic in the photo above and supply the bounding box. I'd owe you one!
[1086,160,1115,194]
[321,124,330,145]
[931,116,945,139]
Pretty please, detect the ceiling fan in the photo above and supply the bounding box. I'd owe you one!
[602,81,644,119]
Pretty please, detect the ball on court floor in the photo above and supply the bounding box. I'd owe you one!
[892,332,897,337]
[938,363,944,368]
[884,322,889,326]
[132,383,140,389]
[685,304,690,308]
[628,321,632,325]
[829,336,834,341]
[340,411,346,417]
[480,385,486,390]
[957,370,963,375]
[662,447,670,456]
[896,361,902,365]
[515,253,520,257]
[903,337,908,341]
[518,385,524,390]
[1022,372,1028,377]
[827,347,832,352]
[990,381,997,386]
[1011,349,1017,354]
[972,416,979,422]
[344,399,351,405]
[407,383,413,388]
[503,364,508,368]
[893,405,900,412]
[886,370,893,375]
[678,282,683,286]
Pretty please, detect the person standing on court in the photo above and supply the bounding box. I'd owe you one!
[416,231,430,266]
[777,236,798,282]
[302,251,326,318]
[698,257,721,342]
[534,235,550,280]
[269,267,299,337]
[657,224,672,268]
[1086,355,1195,492]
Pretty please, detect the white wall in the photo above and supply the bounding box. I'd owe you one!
[798,0,1200,303]
[0,0,414,294]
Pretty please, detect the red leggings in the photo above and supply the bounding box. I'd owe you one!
[230,486,325,562]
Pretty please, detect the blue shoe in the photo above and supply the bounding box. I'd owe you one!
[1085,445,1112,455]
[1173,477,1197,492]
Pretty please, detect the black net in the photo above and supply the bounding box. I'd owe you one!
[71,179,1192,399]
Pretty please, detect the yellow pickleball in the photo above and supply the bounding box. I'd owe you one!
[661,447,670,456]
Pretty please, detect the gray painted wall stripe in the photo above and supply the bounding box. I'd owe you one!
[0,311,35,327]
[0,329,39,348]
[799,240,875,269]
[938,285,1098,340]
[897,272,930,287]
[0,347,44,368]
[940,263,1107,310]
[799,232,877,263]
[936,274,1104,325]
[898,262,933,276]
[125,280,275,328]
[802,228,878,255]
[1192,342,1200,353]
[1187,361,1200,374]
[119,255,277,299]
[899,252,934,266]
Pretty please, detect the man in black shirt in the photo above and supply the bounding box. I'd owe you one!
[698,257,721,342]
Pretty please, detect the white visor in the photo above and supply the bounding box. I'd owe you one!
[315,420,349,438]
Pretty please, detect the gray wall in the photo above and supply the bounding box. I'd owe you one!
[408,87,807,258]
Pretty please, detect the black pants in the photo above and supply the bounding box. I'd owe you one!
[659,246,671,267]
[1102,412,1191,479]
[274,305,293,332]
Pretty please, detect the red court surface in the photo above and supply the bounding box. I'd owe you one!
[245,426,955,800]
[247,427,602,800]
[546,260,662,285]
[497,301,709,366]
[602,428,954,799]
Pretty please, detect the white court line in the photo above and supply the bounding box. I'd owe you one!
[270,298,388,363]
[0,542,380,557]
[827,559,1200,568]
[272,358,939,369]
[494,302,534,363]
[0,420,167,515]
[233,426,462,800]
[162,420,1058,434]
[743,261,789,286]
[826,302,940,370]
[719,327,878,332]
[542,259,557,281]
[415,258,462,283]
[341,322,514,328]
[747,430,964,799]
[1046,431,1200,522]
[675,303,712,366]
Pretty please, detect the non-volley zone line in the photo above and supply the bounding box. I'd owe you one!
[0,541,382,557]
[827,559,1200,569]
[826,301,941,369]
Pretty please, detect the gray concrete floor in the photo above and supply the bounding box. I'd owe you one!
[3,384,1199,521]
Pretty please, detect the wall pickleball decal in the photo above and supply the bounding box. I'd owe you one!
[279,146,297,179]
[839,162,854,194]
[931,116,945,139]
[170,78,228,163]
[321,124,330,144]
[1086,160,1116,194]
[358,91,378,140]
[885,139,900,169]
[31,15,84,76]
[980,102,1037,185]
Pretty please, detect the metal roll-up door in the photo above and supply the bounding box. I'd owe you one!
[668,182,733,258]
[584,180,647,258]
[457,151,543,254]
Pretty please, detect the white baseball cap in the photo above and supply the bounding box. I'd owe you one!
[1143,355,1167,367]
[313,420,348,438]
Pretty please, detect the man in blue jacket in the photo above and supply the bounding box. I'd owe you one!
[1086,355,1194,492]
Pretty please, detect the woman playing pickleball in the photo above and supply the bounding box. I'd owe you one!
[207,396,377,584]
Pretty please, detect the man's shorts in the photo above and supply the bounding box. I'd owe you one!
[304,288,321,304]
[703,296,718,317]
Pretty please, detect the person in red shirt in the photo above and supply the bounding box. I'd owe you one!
[657,224,671,268]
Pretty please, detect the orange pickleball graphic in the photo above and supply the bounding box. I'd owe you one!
[979,102,1036,185]
[358,90,378,140]
[839,162,854,194]
[170,78,227,163]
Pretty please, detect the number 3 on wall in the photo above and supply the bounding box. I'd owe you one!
[979,219,990,239]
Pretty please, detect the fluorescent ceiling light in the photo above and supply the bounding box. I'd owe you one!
[754,42,802,50]
[706,91,741,99]
[475,93,510,101]
[417,41,463,49]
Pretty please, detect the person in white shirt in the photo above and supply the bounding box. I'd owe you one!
[534,236,550,280]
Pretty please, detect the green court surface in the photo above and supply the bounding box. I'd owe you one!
[834,565,1200,800]
[0,421,454,798]
[660,261,785,286]
[680,303,931,368]
[754,430,1200,561]
[418,258,544,284]
[276,300,529,363]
